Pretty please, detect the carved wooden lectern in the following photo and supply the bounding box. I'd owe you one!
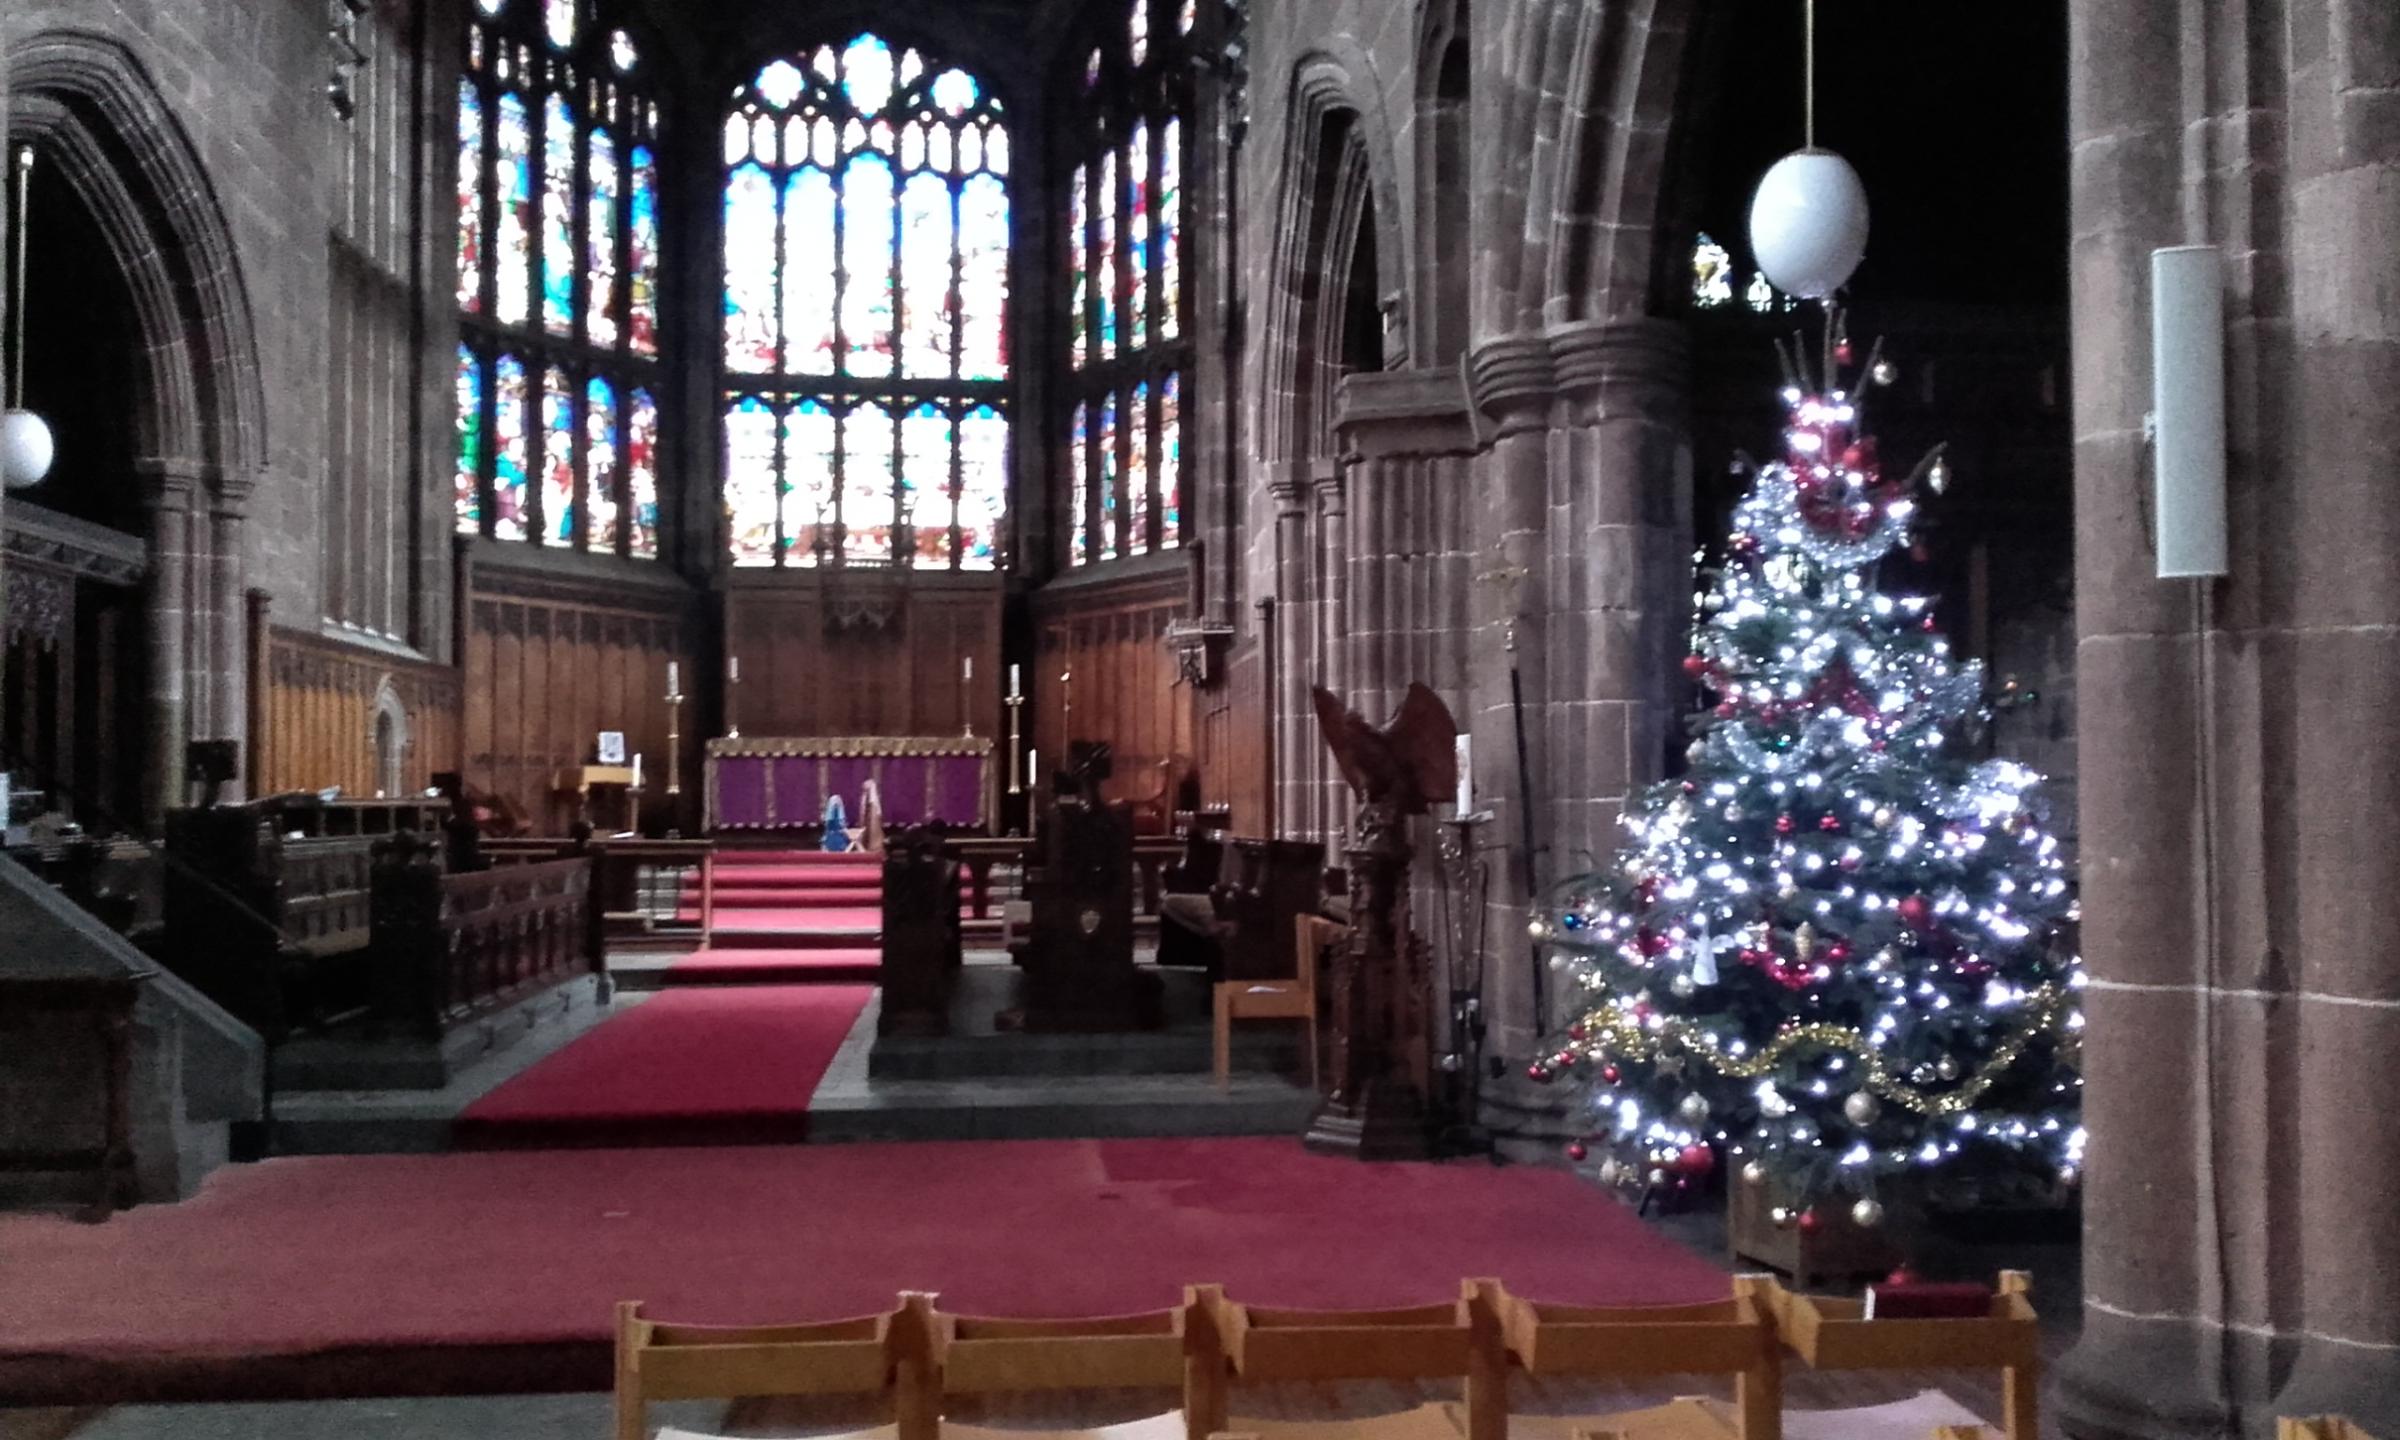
[1304,683,1459,1160]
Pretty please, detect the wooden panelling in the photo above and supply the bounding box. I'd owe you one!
[261,627,461,802]
[724,573,1003,741]
[1199,635,1268,834]
[1032,569,1195,814]
[463,562,699,834]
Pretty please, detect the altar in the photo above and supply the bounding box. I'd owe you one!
[705,736,994,835]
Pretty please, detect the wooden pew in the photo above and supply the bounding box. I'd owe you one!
[163,805,378,1039]
[1211,838,1327,982]
[1767,1273,2040,1440]
[1200,1281,1505,1440]
[367,832,596,1042]
[936,1292,1226,1440]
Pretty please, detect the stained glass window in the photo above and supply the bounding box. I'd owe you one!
[1063,0,1193,566]
[720,35,1014,568]
[456,0,664,558]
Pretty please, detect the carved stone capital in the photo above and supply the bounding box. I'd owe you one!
[1548,317,1689,415]
[1264,459,1313,514]
[1466,333,1558,422]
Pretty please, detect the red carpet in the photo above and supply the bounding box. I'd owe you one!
[679,849,896,956]
[454,985,871,1149]
[667,946,882,984]
[0,1138,1727,1402]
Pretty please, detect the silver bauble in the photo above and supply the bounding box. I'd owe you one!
[1843,1091,1881,1126]
[1596,1158,1622,1186]
[1769,1205,1795,1229]
[1670,974,1698,999]
[1870,358,1899,387]
[1678,1093,1712,1124]
[1928,455,1952,495]
[1647,1167,1670,1187]
[1528,919,1549,939]
[1936,1055,1962,1082]
[1759,1090,1792,1119]
[1873,806,1896,828]
[1851,1198,1886,1228]
[1741,1161,1768,1186]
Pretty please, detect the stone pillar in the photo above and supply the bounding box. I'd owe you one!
[1268,467,1312,840]
[2056,0,2400,1434]
[141,466,200,825]
[208,484,250,797]
[1314,458,1348,838]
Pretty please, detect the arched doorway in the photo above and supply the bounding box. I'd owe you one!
[5,33,268,827]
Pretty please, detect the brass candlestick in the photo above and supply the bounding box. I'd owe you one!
[665,674,684,839]
[1004,691,1026,794]
[726,658,742,741]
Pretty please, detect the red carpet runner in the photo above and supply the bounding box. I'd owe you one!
[674,849,889,984]
[455,985,872,1148]
[0,1138,1727,1402]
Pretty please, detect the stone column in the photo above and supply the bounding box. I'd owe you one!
[1466,334,1556,1059]
[141,465,200,825]
[2269,0,2400,1422]
[1314,457,1349,838]
[1268,466,1312,840]
[2057,0,2400,1434]
[208,483,250,796]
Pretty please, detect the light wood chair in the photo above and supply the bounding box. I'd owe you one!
[1200,1280,1505,1440]
[1766,1272,2040,1440]
[614,1293,940,1440]
[2281,1422,2381,1440]
[935,1288,1228,1440]
[1211,913,1332,1091]
[1496,1274,1783,1440]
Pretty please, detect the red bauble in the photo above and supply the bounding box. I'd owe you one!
[1637,928,1671,957]
[1715,700,1739,719]
[1567,1024,1587,1043]
[1819,814,1843,832]
[1841,444,1866,469]
[1527,1064,1553,1084]
[1897,895,1935,930]
[1681,781,1699,795]
[1885,1265,1921,1287]
[1682,655,1710,680]
[1775,814,1796,836]
[1835,340,1855,366]
[1601,1064,1623,1085]
[1679,1144,1716,1176]
[1826,941,1853,963]
[1797,1209,1824,1236]
[1566,1141,1589,1162]
[1921,614,1939,632]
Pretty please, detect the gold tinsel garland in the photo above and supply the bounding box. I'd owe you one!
[1572,983,2076,1117]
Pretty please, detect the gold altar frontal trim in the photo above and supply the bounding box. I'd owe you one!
[706,735,995,760]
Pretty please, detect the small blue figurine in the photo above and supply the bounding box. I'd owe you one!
[821,793,852,853]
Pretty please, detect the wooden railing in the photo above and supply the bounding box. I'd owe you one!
[368,838,595,1040]
[481,836,717,939]
[163,807,378,1038]
[948,835,1186,921]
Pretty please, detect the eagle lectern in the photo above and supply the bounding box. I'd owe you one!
[1304,683,1457,1160]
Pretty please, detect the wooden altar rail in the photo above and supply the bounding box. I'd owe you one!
[368,850,595,1041]
[617,1273,2043,1440]
[481,837,717,940]
[949,835,1186,923]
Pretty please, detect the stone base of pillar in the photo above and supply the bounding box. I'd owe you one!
[2271,1342,2400,1439]
[1304,1076,1432,1161]
[2054,1311,2243,1439]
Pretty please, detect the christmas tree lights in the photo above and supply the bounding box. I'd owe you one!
[1530,324,2084,1227]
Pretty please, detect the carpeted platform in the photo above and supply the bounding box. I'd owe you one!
[666,946,882,984]
[453,985,872,1149]
[0,1138,1727,1403]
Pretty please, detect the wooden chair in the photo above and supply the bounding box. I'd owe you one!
[614,1293,940,1440]
[1212,913,1332,1091]
[1199,1280,1506,1440]
[934,1289,1228,1440]
[1496,1275,1782,1440]
[1767,1272,2040,1440]
[2281,1422,2381,1440]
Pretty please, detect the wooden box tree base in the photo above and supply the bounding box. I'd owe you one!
[1728,1174,1907,1289]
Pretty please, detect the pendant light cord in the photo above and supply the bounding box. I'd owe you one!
[8,144,28,412]
[1804,0,1817,150]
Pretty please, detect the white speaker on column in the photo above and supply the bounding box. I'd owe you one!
[2150,245,2228,578]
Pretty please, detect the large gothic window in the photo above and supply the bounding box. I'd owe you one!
[720,36,1012,570]
[1063,0,1194,567]
[455,0,663,558]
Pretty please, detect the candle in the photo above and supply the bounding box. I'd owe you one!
[1009,663,1021,698]
[1027,751,1039,789]
[667,661,679,695]
[730,656,741,683]
[1454,734,1474,815]
[632,753,643,789]
[964,656,974,683]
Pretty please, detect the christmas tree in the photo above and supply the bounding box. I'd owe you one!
[1530,329,2084,1230]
